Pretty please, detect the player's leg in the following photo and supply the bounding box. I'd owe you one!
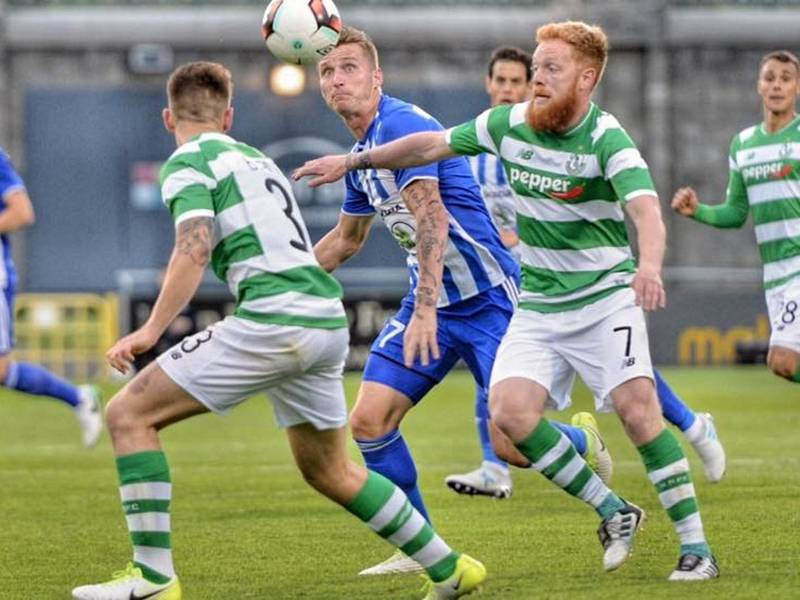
[72,361,207,600]
[350,380,427,519]
[655,369,726,482]
[351,306,459,575]
[74,319,267,599]
[286,423,486,597]
[584,298,718,581]
[0,286,102,446]
[271,327,484,594]
[612,377,719,581]
[354,305,459,521]
[489,309,641,572]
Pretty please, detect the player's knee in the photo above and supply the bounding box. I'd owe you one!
[490,388,536,440]
[104,394,138,441]
[614,383,662,443]
[767,348,798,379]
[349,408,392,440]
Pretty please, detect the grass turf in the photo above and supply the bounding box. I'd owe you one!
[0,367,797,599]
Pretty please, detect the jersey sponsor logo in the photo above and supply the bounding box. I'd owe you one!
[549,185,585,201]
[508,166,580,198]
[772,164,794,180]
[741,161,793,181]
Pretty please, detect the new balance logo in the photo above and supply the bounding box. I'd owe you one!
[621,357,637,368]
[517,149,535,160]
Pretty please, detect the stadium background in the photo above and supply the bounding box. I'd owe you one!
[0,0,798,374]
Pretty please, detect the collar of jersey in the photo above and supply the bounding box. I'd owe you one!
[758,112,800,137]
[187,132,235,144]
[358,94,391,144]
[560,103,597,138]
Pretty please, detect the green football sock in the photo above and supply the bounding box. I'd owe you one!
[516,418,624,518]
[345,470,459,582]
[638,430,711,557]
[117,451,174,584]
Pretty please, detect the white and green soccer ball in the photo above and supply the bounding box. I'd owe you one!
[261,0,343,66]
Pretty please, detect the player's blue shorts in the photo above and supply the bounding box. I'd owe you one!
[363,279,517,403]
[0,283,15,354]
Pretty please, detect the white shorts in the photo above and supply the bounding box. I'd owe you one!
[490,289,654,412]
[766,278,800,354]
[157,316,350,430]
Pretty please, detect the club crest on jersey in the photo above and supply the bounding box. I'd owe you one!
[779,142,794,159]
[565,153,588,176]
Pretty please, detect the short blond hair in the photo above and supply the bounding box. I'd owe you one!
[167,61,233,124]
[536,21,608,87]
[336,25,380,69]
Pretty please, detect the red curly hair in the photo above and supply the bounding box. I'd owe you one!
[536,21,608,88]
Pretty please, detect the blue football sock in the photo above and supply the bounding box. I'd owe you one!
[551,420,587,455]
[475,387,507,468]
[3,362,80,407]
[355,429,431,523]
[654,369,696,431]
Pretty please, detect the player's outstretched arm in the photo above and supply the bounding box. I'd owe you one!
[400,179,448,368]
[625,195,667,311]
[671,184,748,228]
[106,216,213,374]
[313,213,374,272]
[293,131,456,187]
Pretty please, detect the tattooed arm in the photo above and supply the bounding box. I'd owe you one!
[106,216,214,373]
[293,131,456,188]
[399,179,448,368]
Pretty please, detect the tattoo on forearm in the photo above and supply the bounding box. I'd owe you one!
[176,217,214,267]
[346,151,373,171]
[415,286,437,309]
[404,180,445,313]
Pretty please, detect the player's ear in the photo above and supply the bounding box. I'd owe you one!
[484,75,492,95]
[580,66,598,92]
[373,67,383,90]
[222,106,234,132]
[162,108,175,133]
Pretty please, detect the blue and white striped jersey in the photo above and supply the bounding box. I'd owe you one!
[342,95,518,308]
[0,150,24,290]
[468,153,518,234]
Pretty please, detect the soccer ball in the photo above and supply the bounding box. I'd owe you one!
[261,0,343,66]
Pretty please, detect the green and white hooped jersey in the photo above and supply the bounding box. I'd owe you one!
[447,102,657,313]
[725,117,800,291]
[160,132,347,329]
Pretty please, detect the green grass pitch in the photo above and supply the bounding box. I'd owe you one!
[0,367,798,599]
